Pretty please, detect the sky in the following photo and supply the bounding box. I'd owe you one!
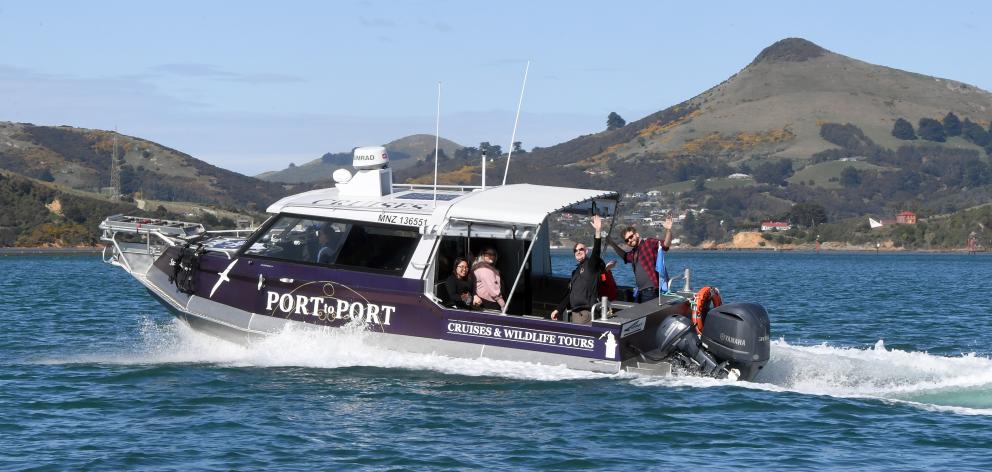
[1,1,990,175]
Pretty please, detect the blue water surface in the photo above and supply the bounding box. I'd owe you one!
[2,252,992,470]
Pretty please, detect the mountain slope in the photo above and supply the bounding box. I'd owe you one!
[257,134,464,183]
[0,122,290,209]
[483,38,992,190]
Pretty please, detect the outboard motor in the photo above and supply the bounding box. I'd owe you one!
[699,303,771,381]
[654,315,730,378]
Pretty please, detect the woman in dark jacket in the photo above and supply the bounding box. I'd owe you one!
[445,257,479,309]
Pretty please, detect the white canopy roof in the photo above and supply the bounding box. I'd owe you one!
[444,184,618,226]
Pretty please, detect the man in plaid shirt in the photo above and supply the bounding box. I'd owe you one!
[607,217,673,303]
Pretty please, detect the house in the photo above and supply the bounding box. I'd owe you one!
[896,211,917,225]
[727,173,751,180]
[760,221,791,232]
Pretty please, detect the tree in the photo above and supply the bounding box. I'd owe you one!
[38,168,55,182]
[961,119,991,147]
[943,112,962,137]
[607,112,626,130]
[891,118,917,140]
[839,166,861,187]
[512,141,525,154]
[693,176,706,191]
[752,160,794,186]
[788,203,827,227]
[918,118,946,142]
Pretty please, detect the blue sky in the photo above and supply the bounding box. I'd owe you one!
[1,1,990,175]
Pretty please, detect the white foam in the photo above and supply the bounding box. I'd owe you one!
[50,317,610,382]
[45,319,992,414]
[633,339,992,415]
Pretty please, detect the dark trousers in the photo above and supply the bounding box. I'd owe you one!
[480,299,502,311]
[637,288,659,303]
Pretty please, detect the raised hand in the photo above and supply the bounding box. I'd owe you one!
[662,216,673,230]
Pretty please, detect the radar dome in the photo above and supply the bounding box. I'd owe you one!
[353,146,389,170]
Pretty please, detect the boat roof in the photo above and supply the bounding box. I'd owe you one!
[445,184,617,226]
[267,183,618,227]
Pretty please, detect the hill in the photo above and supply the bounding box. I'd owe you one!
[402,38,992,248]
[0,170,246,247]
[494,37,992,190]
[256,134,464,183]
[0,122,291,210]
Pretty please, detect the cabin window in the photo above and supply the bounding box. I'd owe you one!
[242,214,419,274]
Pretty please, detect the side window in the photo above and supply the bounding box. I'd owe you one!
[243,215,419,274]
[336,225,420,273]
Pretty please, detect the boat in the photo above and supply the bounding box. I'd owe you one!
[100,146,771,380]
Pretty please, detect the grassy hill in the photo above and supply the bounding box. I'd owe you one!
[0,122,291,210]
[0,169,264,247]
[257,134,464,183]
[401,37,992,248]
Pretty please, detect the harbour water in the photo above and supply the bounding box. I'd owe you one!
[2,252,991,469]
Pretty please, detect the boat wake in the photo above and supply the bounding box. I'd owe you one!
[49,319,992,415]
[635,339,992,415]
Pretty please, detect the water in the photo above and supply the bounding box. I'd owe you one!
[2,252,992,469]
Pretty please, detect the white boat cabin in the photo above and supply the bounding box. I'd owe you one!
[242,146,619,318]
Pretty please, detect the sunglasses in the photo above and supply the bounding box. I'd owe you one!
[624,234,637,242]
[574,247,586,253]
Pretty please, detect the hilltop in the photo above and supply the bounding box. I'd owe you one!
[256,134,464,184]
[401,38,992,249]
[496,37,991,190]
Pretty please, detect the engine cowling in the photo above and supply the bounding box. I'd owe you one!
[699,302,770,381]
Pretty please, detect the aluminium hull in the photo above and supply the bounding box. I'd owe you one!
[114,247,680,375]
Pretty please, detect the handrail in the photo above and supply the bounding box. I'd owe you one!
[206,229,256,236]
[392,183,482,191]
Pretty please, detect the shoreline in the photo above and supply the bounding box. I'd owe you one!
[550,245,988,255]
[5,245,986,257]
[0,247,102,256]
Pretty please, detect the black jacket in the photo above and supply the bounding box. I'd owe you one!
[556,237,605,313]
[445,273,476,309]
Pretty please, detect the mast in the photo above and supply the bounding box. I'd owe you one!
[502,61,530,186]
[433,82,441,206]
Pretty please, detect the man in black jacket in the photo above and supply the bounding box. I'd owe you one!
[551,215,604,324]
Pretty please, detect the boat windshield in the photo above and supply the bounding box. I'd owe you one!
[242,214,420,274]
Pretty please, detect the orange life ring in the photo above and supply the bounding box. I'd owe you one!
[692,286,722,334]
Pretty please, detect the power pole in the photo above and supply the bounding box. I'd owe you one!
[110,131,121,202]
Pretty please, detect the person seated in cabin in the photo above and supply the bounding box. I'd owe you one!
[445,257,481,310]
[472,247,506,311]
[551,215,606,324]
[314,225,341,264]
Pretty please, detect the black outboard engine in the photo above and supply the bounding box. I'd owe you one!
[651,303,770,381]
[699,303,771,381]
[654,315,729,378]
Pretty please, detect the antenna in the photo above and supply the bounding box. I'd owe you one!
[433,82,441,206]
[481,148,487,189]
[110,128,120,202]
[502,60,530,186]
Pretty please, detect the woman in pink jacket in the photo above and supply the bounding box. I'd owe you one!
[472,247,505,310]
